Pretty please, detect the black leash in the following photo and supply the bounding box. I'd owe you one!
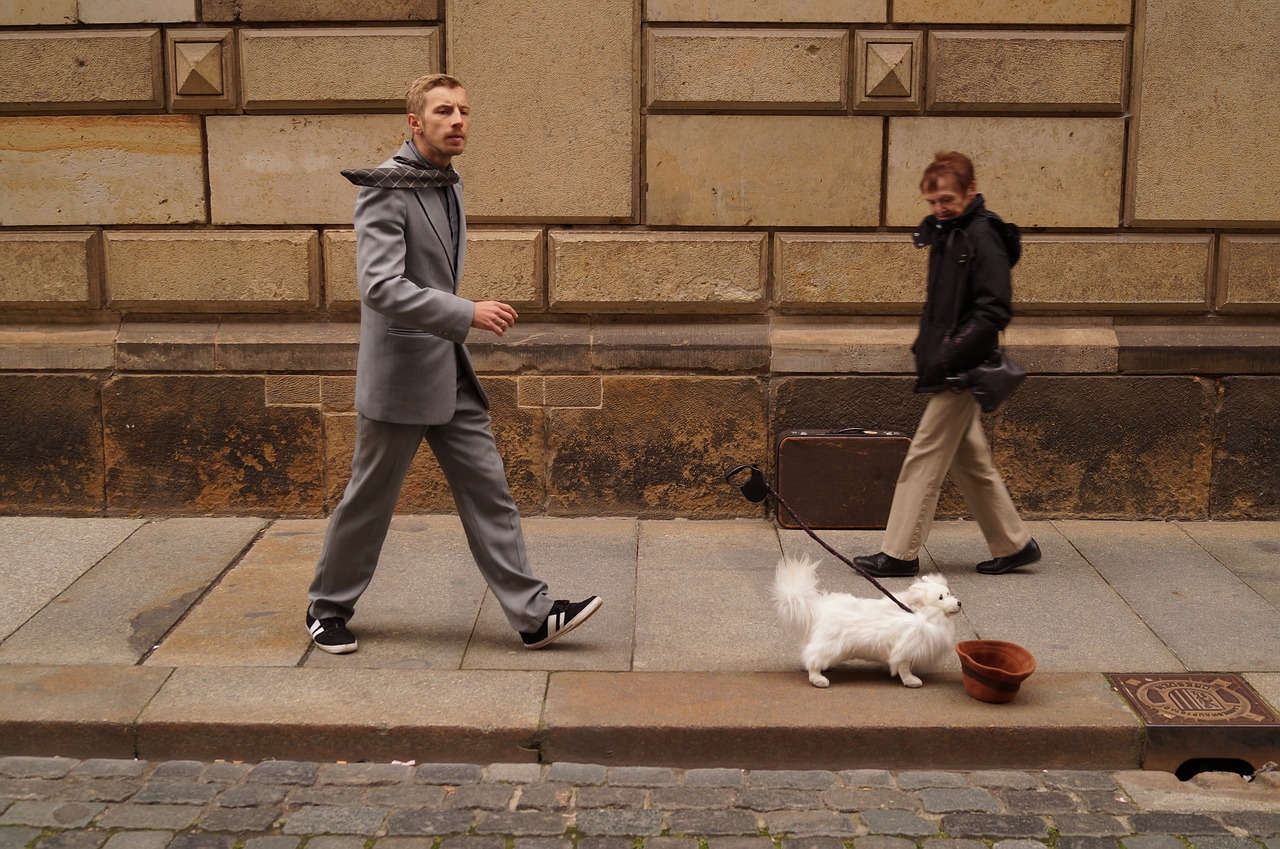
[725,463,914,613]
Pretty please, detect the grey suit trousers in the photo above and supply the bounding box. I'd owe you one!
[308,374,553,632]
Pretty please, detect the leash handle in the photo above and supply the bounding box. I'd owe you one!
[725,464,914,613]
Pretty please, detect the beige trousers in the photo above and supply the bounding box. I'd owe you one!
[881,389,1030,561]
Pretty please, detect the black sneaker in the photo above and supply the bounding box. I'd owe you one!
[521,597,602,650]
[306,613,358,654]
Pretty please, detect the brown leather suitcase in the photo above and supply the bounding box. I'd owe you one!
[775,428,911,530]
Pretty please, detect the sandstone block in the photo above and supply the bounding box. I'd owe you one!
[770,321,917,374]
[1000,323,1118,375]
[646,0,886,22]
[1015,235,1210,312]
[892,0,1128,24]
[0,375,105,514]
[78,0,195,22]
[0,232,97,306]
[240,28,440,111]
[115,322,217,372]
[0,324,116,371]
[545,377,767,517]
[647,28,848,110]
[1218,236,1280,313]
[1127,0,1280,225]
[927,31,1127,112]
[775,234,925,311]
[201,0,438,20]
[0,0,75,25]
[1213,377,1280,519]
[1117,325,1280,375]
[214,323,357,373]
[769,321,1117,376]
[323,230,359,305]
[0,116,205,226]
[466,323,592,374]
[647,115,882,227]
[0,30,163,112]
[518,377,603,408]
[265,375,322,406]
[458,229,544,308]
[591,322,770,373]
[104,231,318,309]
[549,231,766,310]
[321,376,356,411]
[103,375,325,515]
[324,228,543,307]
[994,377,1214,519]
[167,28,237,113]
[886,117,1124,228]
[446,0,636,221]
[854,30,922,111]
[206,114,406,225]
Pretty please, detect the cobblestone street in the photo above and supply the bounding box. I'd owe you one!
[2,758,1279,849]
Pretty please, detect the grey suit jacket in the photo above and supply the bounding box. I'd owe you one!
[352,140,486,425]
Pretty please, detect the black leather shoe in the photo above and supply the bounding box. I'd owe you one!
[976,538,1041,575]
[853,552,920,578]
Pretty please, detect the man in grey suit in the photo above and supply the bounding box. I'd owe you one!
[306,73,601,654]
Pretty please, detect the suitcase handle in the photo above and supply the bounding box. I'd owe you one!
[831,427,900,436]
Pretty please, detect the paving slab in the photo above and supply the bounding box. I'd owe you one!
[0,518,144,640]
[305,515,488,670]
[1116,769,1280,813]
[147,520,322,668]
[1178,521,1280,609]
[0,519,266,665]
[542,670,1141,770]
[135,667,548,763]
[634,519,795,672]
[1057,521,1280,671]
[1246,673,1280,711]
[927,521,1182,673]
[0,664,171,758]
[464,517,638,672]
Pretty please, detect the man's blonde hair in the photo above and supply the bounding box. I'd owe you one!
[406,73,463,117]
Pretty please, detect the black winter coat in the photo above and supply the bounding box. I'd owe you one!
[910,195,1013,393]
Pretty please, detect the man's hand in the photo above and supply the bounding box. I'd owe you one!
[472,300,518,336]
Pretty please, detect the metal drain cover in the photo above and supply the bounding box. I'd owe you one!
[1108,673,1280,772]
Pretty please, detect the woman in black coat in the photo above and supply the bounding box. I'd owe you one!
[855,151,1040,578]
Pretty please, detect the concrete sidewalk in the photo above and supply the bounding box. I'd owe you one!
[2,516,1278,772]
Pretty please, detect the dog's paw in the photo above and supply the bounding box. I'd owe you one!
[900,673,923,688]
[808,672,830,688]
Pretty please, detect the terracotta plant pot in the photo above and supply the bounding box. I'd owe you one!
[956,639,1036,703]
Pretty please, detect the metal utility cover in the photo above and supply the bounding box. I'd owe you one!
[1108,673,1280,773]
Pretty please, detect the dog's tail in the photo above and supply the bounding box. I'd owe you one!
[771,555,821,638]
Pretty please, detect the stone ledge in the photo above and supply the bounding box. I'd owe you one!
[3,321,1280,376]
[1116,325,1280,374]
[771,319,1120,374]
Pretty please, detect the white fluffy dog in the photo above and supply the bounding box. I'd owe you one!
[772,555,961,688]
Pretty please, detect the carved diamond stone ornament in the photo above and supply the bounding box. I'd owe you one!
[175,41,224,96]
[854,30,923,112]
[166,29,237,112]
[866,42,912,98]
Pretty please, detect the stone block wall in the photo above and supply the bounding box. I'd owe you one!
[1,0,1278,520]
